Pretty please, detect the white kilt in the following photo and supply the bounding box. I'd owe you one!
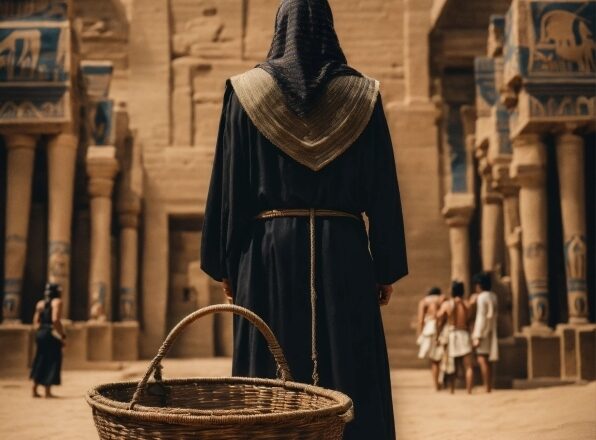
[447,328,472,358]
[417,319,442,361]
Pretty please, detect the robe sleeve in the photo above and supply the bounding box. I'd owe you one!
[366,95,408,285]
[200,84,248,282]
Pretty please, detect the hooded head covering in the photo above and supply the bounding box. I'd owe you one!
[258,0,361,117]
[229,0,379,171]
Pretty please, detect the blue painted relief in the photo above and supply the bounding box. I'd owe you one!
[564,234,587,292]
[93,100,113,145]
[504,7,530,79]
[496,105,512,154]
[0,2,71,126]
[528,92,594,117]
[447,105,467,193]
[81,62,114,145]
[530,2,596,75]
[474,57,498,107]
[0,27,68,82]
[490,14,506,35]
[0,86,66,120]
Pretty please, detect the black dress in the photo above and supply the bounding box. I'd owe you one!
[201,86,407,440]
[30,300,62,386]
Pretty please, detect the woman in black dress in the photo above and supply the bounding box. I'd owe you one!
[30,283,65,398]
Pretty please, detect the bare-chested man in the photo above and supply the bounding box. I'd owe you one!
[416,287,444,390]
[437,281,474,394]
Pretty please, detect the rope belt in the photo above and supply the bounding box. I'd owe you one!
[255,208,362,386]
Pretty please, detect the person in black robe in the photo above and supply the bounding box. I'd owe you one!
[30,283,65,398]
[201,1,407,438]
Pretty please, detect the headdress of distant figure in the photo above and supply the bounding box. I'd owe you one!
[259,0,361,117]
[44,283,62,300]
[472,272,492,291]
[451,280,465,298]
[427,287,441,296]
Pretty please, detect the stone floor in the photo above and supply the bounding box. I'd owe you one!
[1,359,594,440]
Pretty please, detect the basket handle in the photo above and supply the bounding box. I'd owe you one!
[129,304,293,409]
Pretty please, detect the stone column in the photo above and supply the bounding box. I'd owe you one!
[556,132,588,324]
[87,147,119,321]
[479,160,504,272]
[47,133,78,318]
[500,185,528,332]
[2,134,37,321]
[443,193,475,290]
[510,134,549,329]
[117,191,141,321]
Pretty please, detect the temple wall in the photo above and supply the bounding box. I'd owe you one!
[119,0,449,363]
[0,0,451,367]
[2,0,594,379]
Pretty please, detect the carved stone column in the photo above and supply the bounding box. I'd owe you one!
[479,158,504,272]
[443,193,475,290]
[495,172,528,333]
[117,191,141,321]
[47,133,78,318]
[556,132,588,324]
[510,133,549,329]
[87,147,119,321]
[2,134,37,321]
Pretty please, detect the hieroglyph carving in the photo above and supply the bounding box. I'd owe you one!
[564,234,588,316]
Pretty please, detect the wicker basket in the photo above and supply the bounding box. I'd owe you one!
[86,304,353,439]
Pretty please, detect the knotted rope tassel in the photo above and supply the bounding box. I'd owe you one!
[309,209,320,386]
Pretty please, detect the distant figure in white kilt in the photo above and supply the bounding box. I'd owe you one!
[471,272,499,393]
[437,281,474,394]
[416,287,444,390]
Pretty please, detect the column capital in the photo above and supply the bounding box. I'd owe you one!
[442,192,475,227]
[118,191,141,229]
[556,131,583,148]
[491,159,519,196]
[510,133,547,187]
[48,133,78,150]
[3,133,38,150]
[86,146,120,198]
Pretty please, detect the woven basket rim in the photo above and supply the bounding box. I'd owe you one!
[86,376,354,426]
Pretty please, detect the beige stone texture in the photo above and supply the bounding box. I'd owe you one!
[495,336,528,387]
[557,324,579,380]
[510,134,550,329]
[577,326,596,381]
[442,192,475,289]
[87,147,120,321]
[117,191,141,321]
[62,322,88,370]
[86,322,113,362]
[556,133,589,324]
[0,325,32,372]
[2,0,594,385]
[2,135,37,321]
[112,321,140,361]
[522,328,562,379]
[47,133,78,319]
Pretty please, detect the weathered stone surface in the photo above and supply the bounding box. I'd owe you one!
[1,0,594,383]
[0,325,32,371]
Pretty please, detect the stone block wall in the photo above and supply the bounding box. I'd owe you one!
[112,0,451,362]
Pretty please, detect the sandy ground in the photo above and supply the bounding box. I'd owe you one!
[0,359,594,440]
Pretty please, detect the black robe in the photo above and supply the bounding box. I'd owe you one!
[201,85,407,440]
